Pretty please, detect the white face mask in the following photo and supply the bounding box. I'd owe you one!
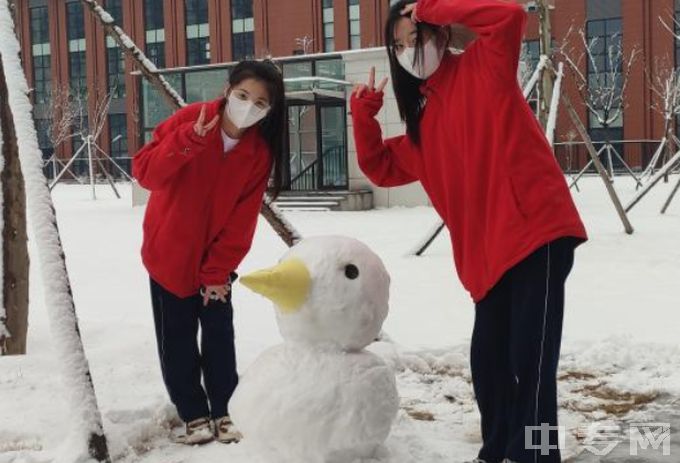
[225,93,270,129]
[396,39,444,80]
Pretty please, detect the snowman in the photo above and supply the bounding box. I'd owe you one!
[231,236,399,463]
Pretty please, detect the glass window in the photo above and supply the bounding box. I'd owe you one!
[67,2,87,97]
[288,105,317,180]
[30,6,51,104]
[109,113,130,176]
[348,0,360,49]
[586,12,623,132]
[185,0,208,25]
[232,0,254,60]
[322,0,334,52]
[109,114,128,158]
[107,0,123,24]
[105,0,126,99]
[523,39,540,72]
[232,0,253,19]
[185,69,229,103]
[145,0,165,68]
[320,105,347,188]
[71,116,89,175]
[283,61,313,92]
[142,72,183,138]
[586,0,621,21]
[66,1,85,40]
[316,58,344,91]
[186,0,210,65]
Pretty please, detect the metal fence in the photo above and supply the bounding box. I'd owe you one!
[43,157,133,182]
[553,140,666,174]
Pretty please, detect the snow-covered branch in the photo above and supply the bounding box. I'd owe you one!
[649,56,680,125]
[0,119,7,350]
[47,84,115,150]
[80,0,185,109]
[559,26,639,130]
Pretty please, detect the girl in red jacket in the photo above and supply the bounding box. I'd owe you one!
[351,1,587,462]
[132,60,285,445]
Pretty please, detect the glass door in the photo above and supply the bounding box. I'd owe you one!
[319,104,347,189]
[288,104,318,190]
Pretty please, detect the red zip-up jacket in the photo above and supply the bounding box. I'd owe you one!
[350,0,587,303]
[133,97,272,298]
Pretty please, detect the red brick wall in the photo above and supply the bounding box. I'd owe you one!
[12,0,680,169]
[264,0,316,56]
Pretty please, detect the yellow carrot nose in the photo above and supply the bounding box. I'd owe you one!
[240,258,311,313]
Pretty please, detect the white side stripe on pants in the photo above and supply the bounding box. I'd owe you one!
[534,243,551,463]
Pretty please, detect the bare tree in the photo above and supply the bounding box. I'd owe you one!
[295,35,314,55]
[645,55,680,176]
[535,0,555,128]
[560,26,641,186]
[46,84,122,199]
[44,84,114,179]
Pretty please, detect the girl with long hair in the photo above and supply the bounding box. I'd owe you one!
[350,1,587,462]
[132,59,285,445]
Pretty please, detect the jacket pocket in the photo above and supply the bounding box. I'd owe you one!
[507,176,528,221]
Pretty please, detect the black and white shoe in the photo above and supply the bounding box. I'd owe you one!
[214,416,242,444]
[173,417,215,445]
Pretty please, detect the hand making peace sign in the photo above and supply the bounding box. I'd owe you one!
[352,66,389,99]
[193,104,221,137]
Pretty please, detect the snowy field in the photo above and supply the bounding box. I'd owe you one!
[1,176,679,463]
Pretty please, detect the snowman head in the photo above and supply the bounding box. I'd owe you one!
[240,236,390,351]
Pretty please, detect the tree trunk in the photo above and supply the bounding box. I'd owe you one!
[561,93,634,234]
[537,0,554,129]
[664,125,674,183]
[0,14,110,459]
[0,52,29,356]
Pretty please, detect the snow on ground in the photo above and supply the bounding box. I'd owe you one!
[0,175,679,462]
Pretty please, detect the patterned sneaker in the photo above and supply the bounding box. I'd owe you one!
[214,416,242,444]
[176,417,214,445]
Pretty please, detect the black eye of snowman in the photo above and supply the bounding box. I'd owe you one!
[344,264,360,280]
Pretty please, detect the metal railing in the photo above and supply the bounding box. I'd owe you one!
[289,145,347,191]
[553,140,665,174]
[42,157,133,181]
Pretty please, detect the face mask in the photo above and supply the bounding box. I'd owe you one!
[226,93,270,129]
[396,39,443,80]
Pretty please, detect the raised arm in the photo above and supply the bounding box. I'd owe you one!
[350,70,419,187]
[412,0,526,80]
[132,104,218,191]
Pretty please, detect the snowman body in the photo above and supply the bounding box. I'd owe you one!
[232,236,399,463]
[230,342,398,463]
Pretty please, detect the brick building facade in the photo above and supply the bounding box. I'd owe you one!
[9,0,680,183]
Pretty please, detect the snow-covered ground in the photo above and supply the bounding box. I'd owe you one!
[1,176,679,463]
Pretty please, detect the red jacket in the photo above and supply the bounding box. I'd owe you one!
[133,98,271,298]
[350,0,587,303]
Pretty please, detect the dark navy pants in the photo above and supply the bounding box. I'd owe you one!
[471,237,578,463]
[149,278,238,422]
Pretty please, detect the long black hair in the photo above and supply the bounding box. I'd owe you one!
[385,0,446,146]
[227,60,286,199]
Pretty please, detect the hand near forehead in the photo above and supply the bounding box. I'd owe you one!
[352,67,389,98]
[400,3,419,22]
